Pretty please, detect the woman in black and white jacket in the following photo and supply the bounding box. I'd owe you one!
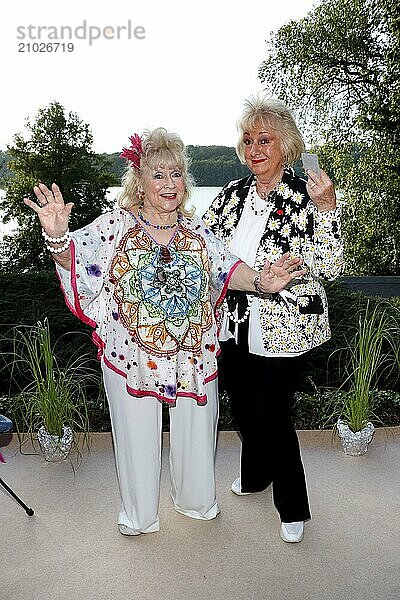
[204,95,343,543]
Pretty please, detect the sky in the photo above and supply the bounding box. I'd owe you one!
[0,0,318,154]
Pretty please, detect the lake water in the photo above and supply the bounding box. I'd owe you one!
[0,186,221,239]
[106,186,219,218]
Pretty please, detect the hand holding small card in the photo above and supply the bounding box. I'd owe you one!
[301,153,320,177]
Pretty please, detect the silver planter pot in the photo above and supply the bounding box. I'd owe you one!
[37,425,73,462]
[337,419,375,456]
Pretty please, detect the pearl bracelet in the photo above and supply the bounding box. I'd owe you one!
[45,239,71,254]
[42,228,70,244]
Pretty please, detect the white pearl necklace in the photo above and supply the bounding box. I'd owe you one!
[225,295,254,324]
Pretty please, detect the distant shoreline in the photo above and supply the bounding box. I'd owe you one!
[0,186,220,239]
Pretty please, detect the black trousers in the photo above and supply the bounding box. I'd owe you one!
[220,333,311,523]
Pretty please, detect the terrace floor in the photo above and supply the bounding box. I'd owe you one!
[1,428,400,600]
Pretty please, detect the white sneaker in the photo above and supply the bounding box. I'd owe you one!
[280,521,304,543]
[118,524,141,536]
[231,478,251,496]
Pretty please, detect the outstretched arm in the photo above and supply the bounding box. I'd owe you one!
[24,183,74,270]
[229,252,306,294]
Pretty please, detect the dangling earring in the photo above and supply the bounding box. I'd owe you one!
[137,188,145,201]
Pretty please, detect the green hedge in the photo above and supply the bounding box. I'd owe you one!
[0,273,398,430]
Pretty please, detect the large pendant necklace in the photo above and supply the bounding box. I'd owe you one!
[137,205,182,230]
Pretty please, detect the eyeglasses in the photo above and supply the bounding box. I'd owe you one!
[159,246,173,265]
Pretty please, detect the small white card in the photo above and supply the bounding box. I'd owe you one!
[301,153,320,176]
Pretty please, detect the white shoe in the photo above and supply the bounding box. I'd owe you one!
[231,478,251,496]
[280,521,304,543]
[118,524,141,536]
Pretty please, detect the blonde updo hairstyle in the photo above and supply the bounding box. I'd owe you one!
[236,96,305,166]
[118,127,195,217]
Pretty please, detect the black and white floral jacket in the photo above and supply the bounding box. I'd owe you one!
[203,167,344,353]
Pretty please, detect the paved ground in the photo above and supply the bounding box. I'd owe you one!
[1,429,400,600]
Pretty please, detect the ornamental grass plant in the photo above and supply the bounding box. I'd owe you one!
[3,319,101,461]
[335,301,399,433]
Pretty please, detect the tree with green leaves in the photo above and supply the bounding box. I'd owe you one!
[186,145,249,186]
[259,0,400,275]
[0,101,117,272]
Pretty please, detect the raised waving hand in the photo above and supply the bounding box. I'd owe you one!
[24,183,74,238]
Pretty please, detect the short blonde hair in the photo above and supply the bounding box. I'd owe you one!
[118,127,195,216]
[236,95,305,165]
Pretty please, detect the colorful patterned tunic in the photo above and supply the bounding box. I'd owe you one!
[56,208,241,405]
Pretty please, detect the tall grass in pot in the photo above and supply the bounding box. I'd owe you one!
[336,301,399,454]
[6,319,99,462]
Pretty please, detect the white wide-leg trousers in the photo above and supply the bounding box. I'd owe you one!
[101,362,220,534]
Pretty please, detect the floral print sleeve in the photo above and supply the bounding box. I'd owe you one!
[203,185,227,230]
[185,215,241,309]
[304,204,344,281]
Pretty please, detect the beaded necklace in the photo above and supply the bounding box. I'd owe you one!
[137,205,182,230]
[250,182,273,216]
[225,295,255,324]
[255,168,284,201]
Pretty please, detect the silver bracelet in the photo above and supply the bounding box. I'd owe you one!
[45,239,71,254]
[42,228,69,244]
[253,273,262,293]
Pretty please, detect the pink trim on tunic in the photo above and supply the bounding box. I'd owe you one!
[55,240,102,357]
[102,355,208,406]
[69,240,98,329]
[92,330,106,361]
[55,240,98,329]
[216,260,242,310]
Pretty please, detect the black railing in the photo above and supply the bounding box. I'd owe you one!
[338,277,400,298]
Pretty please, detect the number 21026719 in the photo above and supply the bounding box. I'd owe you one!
[18,42,75,52]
